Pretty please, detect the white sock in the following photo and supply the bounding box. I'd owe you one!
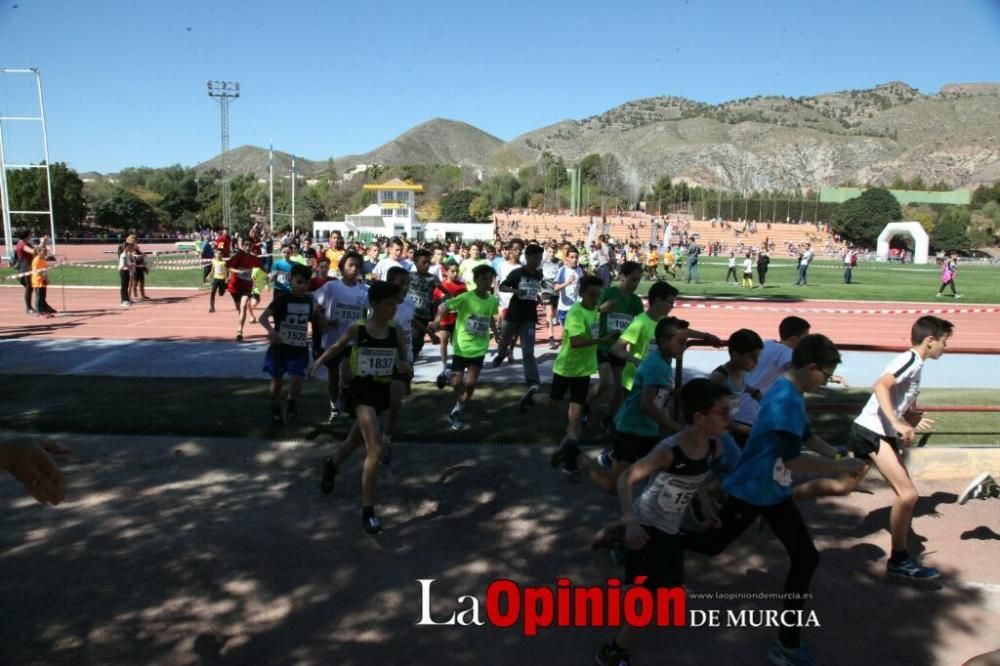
[453,401,463,413]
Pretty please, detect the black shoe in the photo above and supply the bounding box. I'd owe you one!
[595,641,631,666]
[550,440,580,475]
[284,400,297,423]
[320,457,337,495]
[436,372,448,390]
[519,384,538,413]
[363,514,383,535]
[548,337,557,350]
[491,350,504,369]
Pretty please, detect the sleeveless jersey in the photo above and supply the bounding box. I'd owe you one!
[635,435,719,535]
[349,321,398,383]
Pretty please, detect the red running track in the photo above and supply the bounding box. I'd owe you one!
[2,287,997,352]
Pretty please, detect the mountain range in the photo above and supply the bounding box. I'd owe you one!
[192,81,1000,191]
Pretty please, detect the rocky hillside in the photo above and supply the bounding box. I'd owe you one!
[193,82,999,190]
[505,82,1000,190]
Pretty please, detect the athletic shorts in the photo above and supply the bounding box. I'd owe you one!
[318,346,352,369]
[263,347,308,378]
[550,373,590,405]
[611,428,661,464]
[229,290,251,306]
[848,422,902,459]
[451,355,485,372]
[623,525,684,589]
[597,349,626,368]
[345,376,391,414]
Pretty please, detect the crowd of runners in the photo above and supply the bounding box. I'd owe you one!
[4,226,997,666]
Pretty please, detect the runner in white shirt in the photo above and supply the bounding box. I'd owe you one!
[846,316,954,582]
[314,252,369,422]
[372,238,405,281]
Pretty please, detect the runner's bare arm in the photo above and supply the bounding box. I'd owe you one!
[872,373,915,443]
[309,327,355,377]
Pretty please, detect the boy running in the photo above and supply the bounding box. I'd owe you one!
[595,261,644,430]
[710,328,764,445]
[553,246,584,336]
[540,244,562,350]
[312,281,411,535]
[847,315,954,580]
[259,263,323,425]
[594,378,729,666]
[431,260,467,389]
[683,335,866,665]
[227,238,262,341]
[523,275,616,473]
[493,243,545,386]
[207,247,227,313]
[382,266,425,464]
[428,264,499,430]
[405,248,441,363]
[314,252,369,422]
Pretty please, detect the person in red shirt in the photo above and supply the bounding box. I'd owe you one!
[227,237,262,341]
[431,259,467,388]
[215,228,232,258]
[309,257,331,293]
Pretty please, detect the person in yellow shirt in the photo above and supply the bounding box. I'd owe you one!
[645,247,660,280]
[31,238,56,317]
[664,248,677,278]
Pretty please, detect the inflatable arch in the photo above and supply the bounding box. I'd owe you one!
[876,221,929,264]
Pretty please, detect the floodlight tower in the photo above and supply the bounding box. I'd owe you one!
[207,81,240,233]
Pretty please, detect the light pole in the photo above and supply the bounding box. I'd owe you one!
[207,81,240,234]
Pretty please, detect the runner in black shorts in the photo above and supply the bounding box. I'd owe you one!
[311,281,411,535]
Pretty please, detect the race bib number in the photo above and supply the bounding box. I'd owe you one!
[655,477,700,514]
[278,307,310,347]
[358,347,395,377]
[407,291,430,310]
[607,313,633,332]
[335,304,363,324]
[589,322,601,339]
[772,458,792,486]
[518,279,540,300]
[465,315,490,337]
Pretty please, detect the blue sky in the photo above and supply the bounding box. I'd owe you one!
[1,0,998,174]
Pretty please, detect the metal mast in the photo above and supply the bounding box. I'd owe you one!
[207,81,239,233]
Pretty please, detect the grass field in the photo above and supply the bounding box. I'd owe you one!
[3,377,996,445]
[4,258,999,302]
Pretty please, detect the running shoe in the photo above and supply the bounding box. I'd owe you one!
[363,514,383,535]
[955,294,962,299]
[768,641,816,666]
[208,306,215,313]
[598,449,613,472]
[958,473,999,505]
[284,400,297,424]
[328,406,341,425]
[436,371,449,390]
[549,440,580,475]
[887,556,940,581]
[491,350,504,369]
[236,332,244,341]
[519,384,538,413]
[548,337,558,350]
[595,641,631,666]
[449,409,465,431]
[320,457,337,495]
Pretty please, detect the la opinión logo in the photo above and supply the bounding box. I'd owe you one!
[415,578,686,636]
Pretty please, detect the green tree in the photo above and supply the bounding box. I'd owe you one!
[94,190,159,232]
[830,187,902,246]
[930,207,972,251]
[649,175,673,213]
[440,189,477,222]
[468,195,492,222]
[577,153,602,185]
[5,162,88,233]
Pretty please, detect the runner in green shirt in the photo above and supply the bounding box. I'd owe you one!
[520,274,617,474]
[595,261,644,430]
[429,263,499,431]
[611,281,722,393]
